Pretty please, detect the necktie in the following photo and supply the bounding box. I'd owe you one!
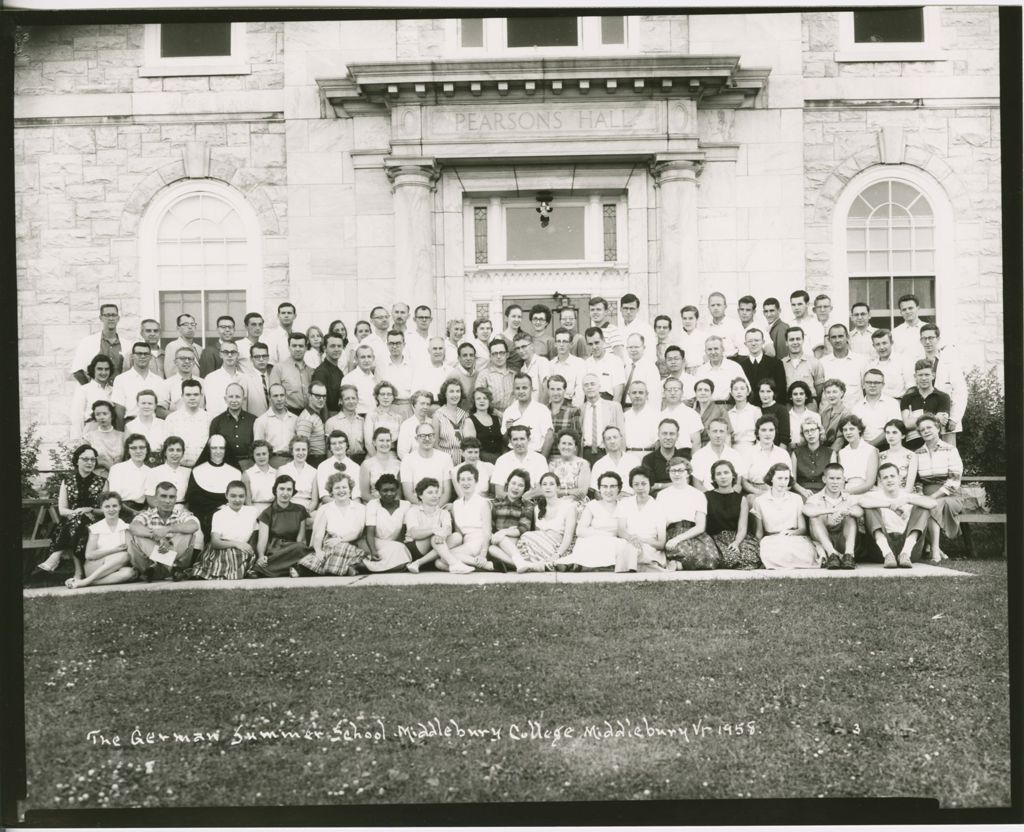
[590,402,599,449]
[622,363,636,408]
[261,373,269,406]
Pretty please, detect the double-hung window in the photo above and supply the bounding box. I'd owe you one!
[141,22,250,76]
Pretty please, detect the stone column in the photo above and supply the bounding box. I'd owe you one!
[385,157,439,310]
[651,154,703,315]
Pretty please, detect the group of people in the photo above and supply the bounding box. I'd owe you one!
[33,288,969,588]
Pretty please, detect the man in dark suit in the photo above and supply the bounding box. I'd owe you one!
[736,328,787,401]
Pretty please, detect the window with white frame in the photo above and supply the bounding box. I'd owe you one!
[140,182,262,347]
[466,196,626,267]
[456,16,630,54]
[836,7,942,62]
[141,22,250,77]
[846,179,936,331]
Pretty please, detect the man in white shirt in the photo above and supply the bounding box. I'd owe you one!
[71,303,131,385]
[621,381,660,453]
[341,344,378,415]
[661,346,696,401]
[819,324,867,407]
[588,297,624,359]
[399,421,453,504]
[812,294,843,357]
[852,368,902,448]
[264,302,299,366]
[203,341,249,417]
[919,323,967,442]
[892,294,927,359]
[590,426,641,497]
[166,346,205,412]
[583,326,626,402]
[704,291,746,357]
[112,341,169,423]
[162,312,202,379]
[379,329,415,409]
[492,425,549,498]
[690,418,744,492]
[139,318,165,379]
[123,389,168,450]
[789,289,825,356]
[695,336,745,403]
[866,329,912,400]
[164,379,211,467]
[548,327,585,406]
[621,333,663,411]
[660,376,703,454]
[418,336,454,398]
[579,373,625,465]
[254,383,298,468]
[500,374,554,456]
[676,305,706,373]
[362,306,392,366]
[237,312,265,373]
[405,305,435,368]
[848,302,877,357]
[618,292,655,348]
[392,302,411,337]
[513,332,550,404]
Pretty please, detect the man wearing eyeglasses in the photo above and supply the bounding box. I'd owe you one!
[405,305,435,369]
[477,339,516,414]
[111,341,170,425]
[162,313,202,378]
[71,303,130,385]
[918,323,966,445]
[399,423,453,504]
[199,315,238,377]
[203,339,249,417]
[852,369,901,449]
[139,318,166,379]
[295,381,328,466]
[166,347,206,412]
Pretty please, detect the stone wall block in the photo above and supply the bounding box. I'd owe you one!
[23,133,55,155]
[252,132,286,168]
[162,76,211,93]
[208,155,240,184]
[158,160,187,185]
[902,145,933,169]
[47,203,76,229]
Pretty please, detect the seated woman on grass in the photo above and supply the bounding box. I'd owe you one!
[253,475,310,577]
[512,472,578,573]
[362,473,414,573]
[658,456,720,571]
[615,467,668,572]
[751,463,819,570]
[65,491,136,589]
[914,412,966,564]
[405,477,457,573]
[34,444,104,576]
[487,469,534,571]
[704,459,761,569]
[554,471,632,572]
[439,464,494,573]
[295,472,366,577]
[191,480,260,581]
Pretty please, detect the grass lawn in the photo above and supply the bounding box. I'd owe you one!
[21,560,1010,812]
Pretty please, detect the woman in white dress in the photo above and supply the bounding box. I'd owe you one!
[243,439,278,511]
[615,467,668,572]
[440,464,494,572]
[514,472,578,572]
[145,436,191,507]
[65,491,136,589]
[304,325,324,369]
[834,414,879,495]
[726,377,762,449]
[740,416,792,501]
[554,471,633,571]
[296,473,366,576]
[107,434,152,515]
[275,436,319,512]
[191,480,261,580]
[878,418,917,491]
[362,473,413,572]
[752,463,820,569]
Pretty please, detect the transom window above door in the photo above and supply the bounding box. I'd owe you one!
[466,196,626,267]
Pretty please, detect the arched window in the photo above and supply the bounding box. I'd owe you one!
[846,179,935,330]
[139,180,262,347]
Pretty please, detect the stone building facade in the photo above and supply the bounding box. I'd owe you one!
[14,11,1002,442]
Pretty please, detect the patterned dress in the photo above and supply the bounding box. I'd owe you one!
[705,490,761,569]
[434,406,469,466]
[47,472,104,563]
[879,446,914,489]
[549,456,589,503]
[658,485,721,570]
[191,504,260,580]
[516,498,576,567]
[298,500,366,576]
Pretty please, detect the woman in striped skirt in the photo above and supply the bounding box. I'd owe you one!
[191,480,260,580]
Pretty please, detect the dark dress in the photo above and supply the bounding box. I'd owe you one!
[705,490,761,569]
[47,472,104,562]
[469,411,505,463]
[758,403,791,446]
[793,443,830,493]
[254,502,310,577]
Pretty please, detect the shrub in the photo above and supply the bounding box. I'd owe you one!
[958,366,1005,511]
[45,440,76,501]
[20,422,41,498]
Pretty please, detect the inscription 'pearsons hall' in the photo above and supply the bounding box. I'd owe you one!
[425,102,665,140]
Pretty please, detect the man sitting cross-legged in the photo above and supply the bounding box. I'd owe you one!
[126,481,200,581]
[858,462,938,569]
[802,462,863,571]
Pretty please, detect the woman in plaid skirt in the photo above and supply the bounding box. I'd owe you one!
[295,473,366,576]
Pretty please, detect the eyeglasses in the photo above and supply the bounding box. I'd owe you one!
[132,351,151,357]
[252,353,269,360]
[220,350,239,356]
[417,432,435,439]
[177,356,195,362]
[179,322,197,328]
[100,312,119,318]
[309,392,327,398]
[490,349,507,356]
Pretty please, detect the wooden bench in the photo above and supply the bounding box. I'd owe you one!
[22,497,59,551]
[959,475,1006,557]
